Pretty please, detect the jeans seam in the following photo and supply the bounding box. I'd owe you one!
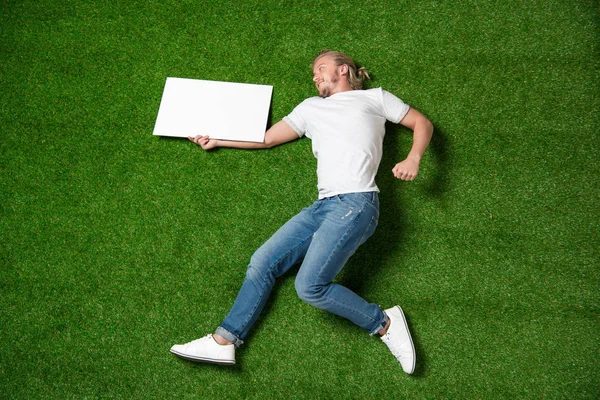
[357,215,378,247]
[316,285,382,333]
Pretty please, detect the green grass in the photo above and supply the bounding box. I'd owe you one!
[1,0,598,398]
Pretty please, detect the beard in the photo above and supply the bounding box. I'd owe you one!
[318,71,340,98]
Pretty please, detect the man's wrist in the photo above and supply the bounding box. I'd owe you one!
[407,153,422,162]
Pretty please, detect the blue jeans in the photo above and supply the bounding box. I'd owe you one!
[215,192,387,347]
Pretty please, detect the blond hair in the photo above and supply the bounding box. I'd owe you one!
[312,49,371,90]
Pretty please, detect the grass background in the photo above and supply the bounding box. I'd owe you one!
[1,0,598,398]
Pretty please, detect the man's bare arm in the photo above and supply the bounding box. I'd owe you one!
[188,120,299,150]
[392,108,434,181]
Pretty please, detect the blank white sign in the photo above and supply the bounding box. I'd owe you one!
[153,77,273,142]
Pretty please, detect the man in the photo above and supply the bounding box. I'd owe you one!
[170,50,433,374]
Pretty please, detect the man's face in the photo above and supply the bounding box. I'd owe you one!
[313,56,341,98]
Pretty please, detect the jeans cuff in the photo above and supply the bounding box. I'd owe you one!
[369,310,389,335]
[215,326,244,348]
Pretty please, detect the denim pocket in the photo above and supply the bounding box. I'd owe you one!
[336,192,378,213]
[335,194,362,213]
[358,191,377,202]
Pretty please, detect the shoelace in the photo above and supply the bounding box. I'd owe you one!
[382,332,411,359]
[185,335,212,346]
[381,333,401,357]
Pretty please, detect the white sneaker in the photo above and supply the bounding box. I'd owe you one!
[170,334,235,365]
[380,306,416,374]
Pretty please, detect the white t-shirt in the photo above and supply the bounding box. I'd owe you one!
[283,88,410,199]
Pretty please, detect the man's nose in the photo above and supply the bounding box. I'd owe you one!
[313,75,319,82]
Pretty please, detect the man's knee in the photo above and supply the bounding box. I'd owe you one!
[295,277,326,304]
[246,251,271,280]
[247,246,292,287]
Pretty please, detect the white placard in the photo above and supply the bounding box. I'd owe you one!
[153,77,273,142]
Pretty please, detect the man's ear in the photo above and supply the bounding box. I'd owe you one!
[339,64,349,76]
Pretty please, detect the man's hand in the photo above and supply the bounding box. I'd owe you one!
[392,157,420,181]
[188,135,218,150]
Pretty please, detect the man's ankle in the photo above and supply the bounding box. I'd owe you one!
[212,333,233,346]
[378,316,391,336]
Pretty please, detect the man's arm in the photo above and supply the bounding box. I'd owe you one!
[188,120,299,150]
[392,108,434,181]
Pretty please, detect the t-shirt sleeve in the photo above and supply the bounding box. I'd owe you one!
[283,104,306,138]
[381,89,410,124]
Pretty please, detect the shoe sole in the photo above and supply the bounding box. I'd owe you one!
[170,348,235,365]
[393,306,415,374]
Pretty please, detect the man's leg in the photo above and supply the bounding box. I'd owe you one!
[216,204,318,345]
[171,202,319,363]
[294,192,388,334]
[293,192,416,374]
